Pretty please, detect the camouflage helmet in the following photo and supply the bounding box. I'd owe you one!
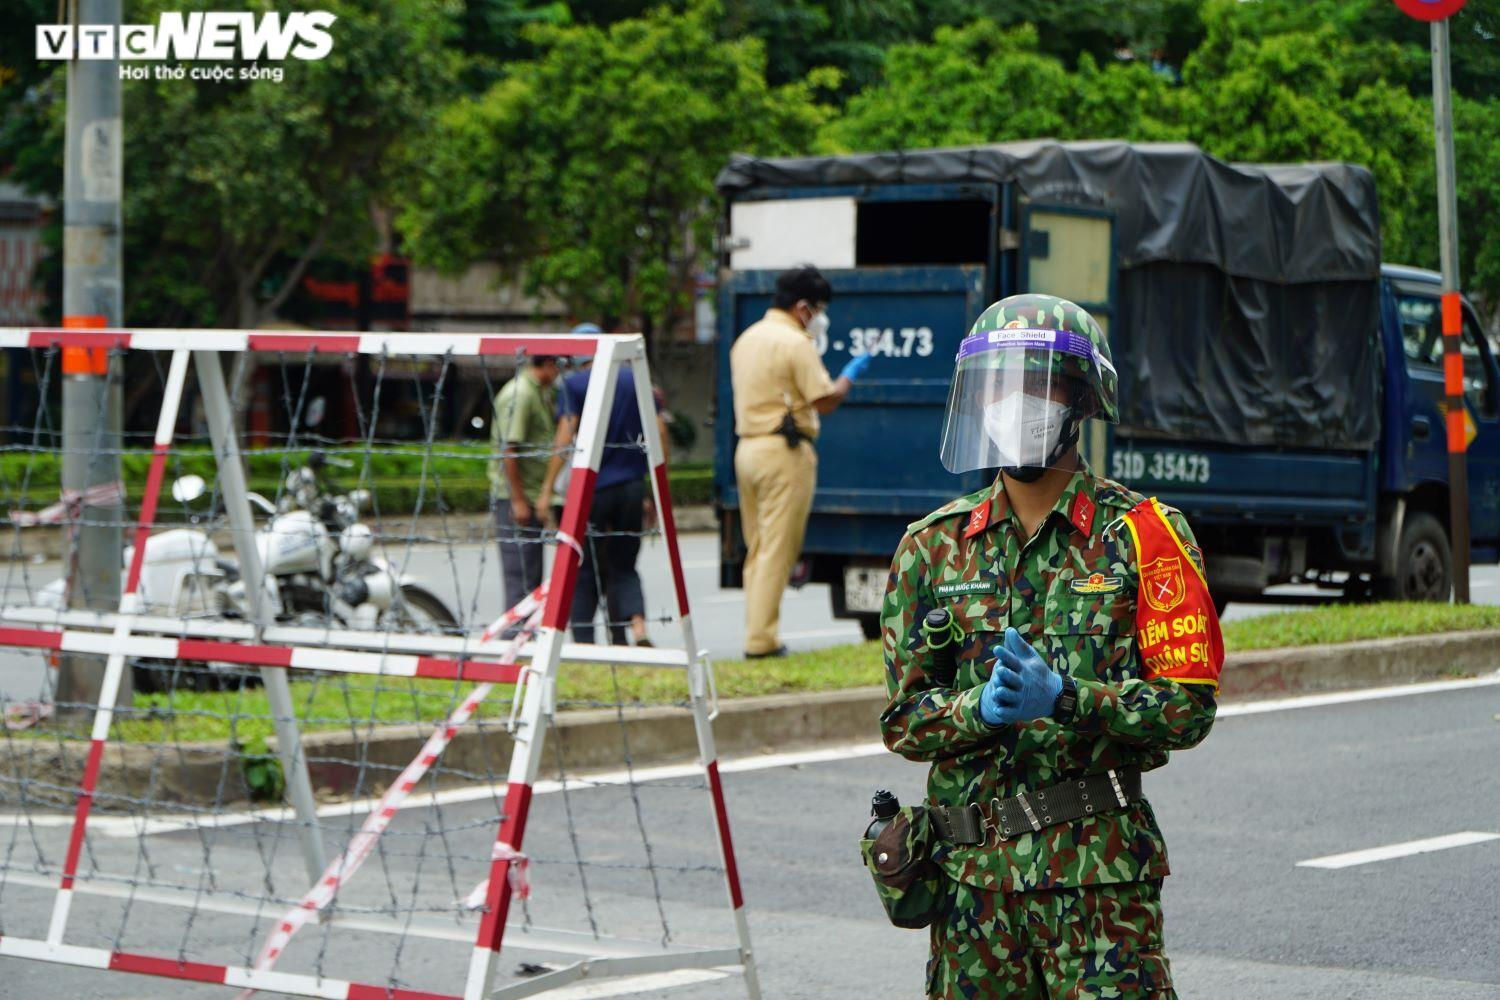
[959,293,1118,423]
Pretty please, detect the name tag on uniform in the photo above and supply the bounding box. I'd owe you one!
[1069,573,1124,595]
[934,580,996,598]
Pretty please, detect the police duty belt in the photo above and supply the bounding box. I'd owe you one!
[930,768,1142,845]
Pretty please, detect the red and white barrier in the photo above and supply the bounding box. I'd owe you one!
[0,330,760,1000]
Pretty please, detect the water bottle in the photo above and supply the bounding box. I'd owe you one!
[866,789,900,841]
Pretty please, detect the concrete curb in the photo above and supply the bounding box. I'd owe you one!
[11,630,1497,809]
[1216,628,1500,697]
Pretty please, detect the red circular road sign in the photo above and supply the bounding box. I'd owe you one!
[1392,0,1466,20]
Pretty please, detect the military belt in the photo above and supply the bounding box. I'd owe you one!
[929,768,1142,846]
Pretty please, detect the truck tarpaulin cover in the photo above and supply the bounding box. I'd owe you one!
[717,141,1383,450]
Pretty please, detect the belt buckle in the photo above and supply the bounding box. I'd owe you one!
[964,803,986,845]
[982,798,1006,841]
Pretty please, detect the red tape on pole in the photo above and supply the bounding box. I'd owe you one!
[59,315,110,375]
[1442,291,1462,335]
[1443,347,1464,396]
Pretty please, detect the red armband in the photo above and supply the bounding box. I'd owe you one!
[1121,498,1224,689]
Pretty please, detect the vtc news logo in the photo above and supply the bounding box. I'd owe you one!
[36,12,336,62]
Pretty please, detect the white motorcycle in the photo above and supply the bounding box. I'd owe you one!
[42,452,458,692]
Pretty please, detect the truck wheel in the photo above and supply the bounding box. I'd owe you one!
[1377,512,1451,601]
[1212,594,1229,617]
[857,614,881,641]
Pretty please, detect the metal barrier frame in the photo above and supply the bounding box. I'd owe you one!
[0,328,760,1000]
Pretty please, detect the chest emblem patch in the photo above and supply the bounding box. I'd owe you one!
[934,579,997,598]
[1141,555,1185,613]
[1069,572,1124,595]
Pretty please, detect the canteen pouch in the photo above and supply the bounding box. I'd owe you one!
[860,805,945,929]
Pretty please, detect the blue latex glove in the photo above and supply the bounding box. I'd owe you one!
[978,627,1063,727]
[839,353,872,382]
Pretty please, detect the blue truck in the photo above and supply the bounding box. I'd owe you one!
[711,142,1493,635]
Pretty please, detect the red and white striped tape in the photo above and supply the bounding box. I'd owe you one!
[8,480,126,526]
[461,840,532,911]
[480,585,545,643]
[0,624,523,684]
[0,327,635,359]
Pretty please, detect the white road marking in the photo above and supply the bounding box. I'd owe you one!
[1297,831,1500,870]
[718,741,887,773]
[3,672,1494,836]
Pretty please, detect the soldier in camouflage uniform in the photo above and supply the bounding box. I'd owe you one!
[879,294,1225,999]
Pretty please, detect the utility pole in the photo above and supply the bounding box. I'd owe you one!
[1431,16,1467,603]
[1391,0,1469,601]
[57,0,128,711]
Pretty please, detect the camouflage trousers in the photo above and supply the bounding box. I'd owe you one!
[926,877,1175,999]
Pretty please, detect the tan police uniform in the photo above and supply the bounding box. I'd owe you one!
[730,307,836,655]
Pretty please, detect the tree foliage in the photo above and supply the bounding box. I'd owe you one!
[2,0,1498,328]
[398,1,830,344]
[826,22,1187,151]
[1181,2,1431,266]
[822,1,1495,313]
[2,0,455,328]
[1199,0,1500,102]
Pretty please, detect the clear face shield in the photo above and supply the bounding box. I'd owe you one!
[938,328,1112,476]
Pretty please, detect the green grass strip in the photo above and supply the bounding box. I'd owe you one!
[1217,600,1500,650]
[78,601,1500,744]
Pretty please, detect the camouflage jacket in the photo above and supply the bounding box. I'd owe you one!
[878,461,1217,893]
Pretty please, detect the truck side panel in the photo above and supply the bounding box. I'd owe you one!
[714,265,990,578]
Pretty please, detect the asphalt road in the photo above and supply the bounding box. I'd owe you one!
[2,528,1499,996]
[2,673,1497,998]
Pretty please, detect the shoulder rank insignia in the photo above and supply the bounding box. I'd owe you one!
[1068,572,1124,595]
[1069,491,1096,537]
[963,502,992,539]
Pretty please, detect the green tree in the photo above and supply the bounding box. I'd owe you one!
[2,0,456,328]
[717,0,920,92]
[1180,1,1432,265]
[1402,95,1500,325]
[918,0,1208,72]
[825,22,1186,151]
[1202,0,1499,102]
[399,1,830,346]
[448,0,572,94]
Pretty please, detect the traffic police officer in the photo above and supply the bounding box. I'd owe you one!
[879,294,1224,998]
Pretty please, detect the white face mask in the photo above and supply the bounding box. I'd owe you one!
[803,306,830,340]
[982,393,1069,468]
